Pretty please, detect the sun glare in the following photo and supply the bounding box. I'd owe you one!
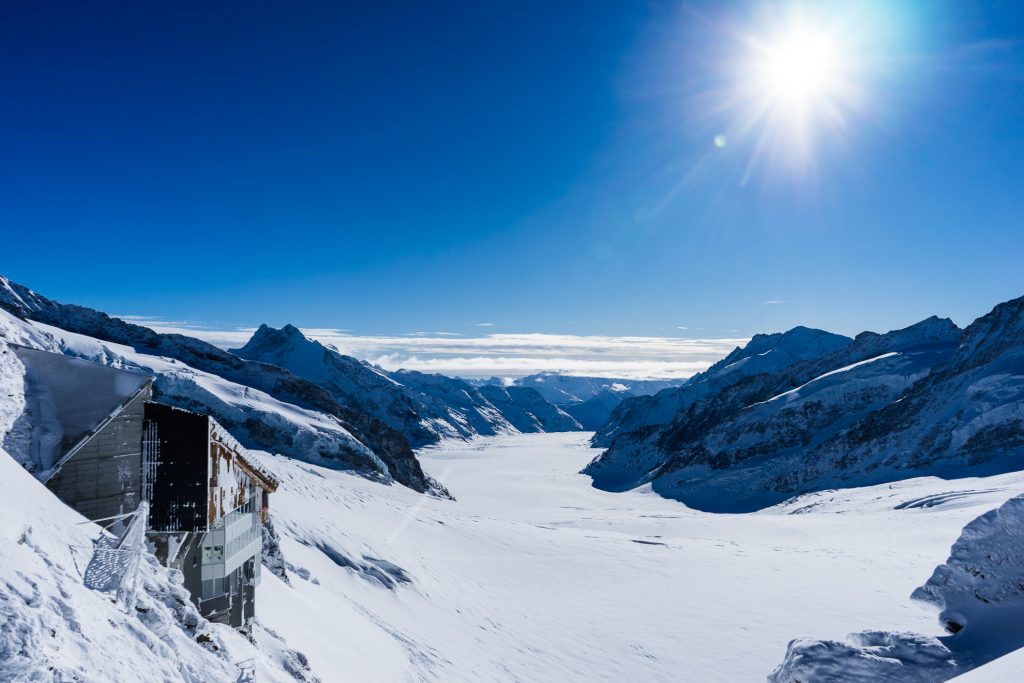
[755,26,841,113]
[717,6,870,173]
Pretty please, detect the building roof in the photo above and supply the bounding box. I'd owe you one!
[11,346,152,478]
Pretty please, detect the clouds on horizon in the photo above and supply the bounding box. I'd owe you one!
[117,316,747,379]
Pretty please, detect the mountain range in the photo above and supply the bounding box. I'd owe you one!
[473,373,684,429]
[585,299,1024,512]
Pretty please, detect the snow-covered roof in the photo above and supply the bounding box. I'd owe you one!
[11,346,152,475]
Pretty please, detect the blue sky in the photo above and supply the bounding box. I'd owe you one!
[2,1,1023,362]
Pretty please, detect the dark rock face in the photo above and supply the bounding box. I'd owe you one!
[0,274,443,496]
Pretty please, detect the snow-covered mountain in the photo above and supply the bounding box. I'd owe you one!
[470,373,685,432]
[584,325,855,500]
[0,275,444,495]
[475,372,683,405]
[232,324,581,445]
[586,299,1024,512]
[475,384,581,432]
[561,390,629,430]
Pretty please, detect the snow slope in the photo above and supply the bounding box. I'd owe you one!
[950,647,1024,682]
[250,432,1024,682]
[0,444,321,683]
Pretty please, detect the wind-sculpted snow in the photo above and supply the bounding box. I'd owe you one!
[0,274,442,495]
[913,494,1024,662]
[771,492,1024,682]
[770,631,959,683]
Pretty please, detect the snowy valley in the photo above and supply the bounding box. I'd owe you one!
[1,274,1023,682]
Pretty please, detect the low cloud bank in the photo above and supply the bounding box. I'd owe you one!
[118,316,745,379]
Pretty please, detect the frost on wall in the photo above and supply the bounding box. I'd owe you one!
[210,419,253,520]
[209,417,278,521]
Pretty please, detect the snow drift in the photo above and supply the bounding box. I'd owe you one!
[770,492,1024,682]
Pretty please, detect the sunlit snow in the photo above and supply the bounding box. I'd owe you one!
[253,433,1023,681]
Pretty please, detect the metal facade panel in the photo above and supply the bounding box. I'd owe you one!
[46,386,150,525]
[143,403,209,532]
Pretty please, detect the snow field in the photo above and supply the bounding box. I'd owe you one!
[254,433,1024,682]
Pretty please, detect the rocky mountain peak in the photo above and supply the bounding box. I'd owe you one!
[237,323,319,357]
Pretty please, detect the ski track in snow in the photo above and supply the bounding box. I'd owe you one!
[253,432,1024,682]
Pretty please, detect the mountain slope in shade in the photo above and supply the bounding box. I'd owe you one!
[591,326,853,448]
[0,275,442,495]
[561,390,629,430]
[587,296,1024,512]
[643,317,962,511]
[388,369,520,437]
[585,326,855,494]
[783,296,1024,495]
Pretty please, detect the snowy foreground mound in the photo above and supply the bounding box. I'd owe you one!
[770,492,1024,682]
[0,444,314,682]
[249,433,1023,681]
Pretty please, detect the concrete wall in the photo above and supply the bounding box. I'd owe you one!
[47,385,152,526]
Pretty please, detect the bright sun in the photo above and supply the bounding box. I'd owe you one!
[722,8,865,170]
[755,26,841,113]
